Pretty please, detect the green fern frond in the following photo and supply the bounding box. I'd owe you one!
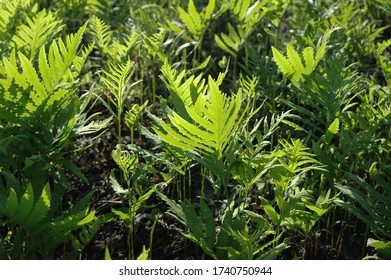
[215,23,245,57]
[142,27,166,60]
[154,75,242,160]
[230,0,252,20]
[156,191,216,258]
[0,0,21,39]
[160,59,208,117]
[374,38,391,85]
[335,172,391,239]
[112,146,139,175]
[230,0,268,26]
[99,60,134,113]
[0,23,88,128]
[271,46,294,78]
[176,0,215,41]
[125,104,141,129]
[86,0,111,19]
[272,43,318,84]
[88,15,113,56]
[272,29,333,84]
[0,182,51,231]
[12,9,64,59]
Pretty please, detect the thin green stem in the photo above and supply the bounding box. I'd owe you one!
[148,214,159,260]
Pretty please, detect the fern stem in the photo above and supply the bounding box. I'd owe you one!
[361,224,369,258]
[148,214,159,259]
[117,115,122,145]
[188,167,192,200]
[152,70,157,106]
[201,166,205,197]
[233,56,238,91]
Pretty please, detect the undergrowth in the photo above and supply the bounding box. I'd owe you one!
[1,0,390,260]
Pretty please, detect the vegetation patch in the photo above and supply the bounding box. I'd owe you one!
[0,0,390,260]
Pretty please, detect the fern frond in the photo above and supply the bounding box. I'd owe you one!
[12,9,64,59]
[272,29,334,84]
[0,182,51,231]
[336,172,391,239]
[86,0,111,19]
[154,75,242,160]
[271,46,294,78]
[374,38,391,85]
[88,15,112,56]
[215,23,245,57]
[160,59,208,117]
[70,213,112,255]
[176,0,215,40]
[0,0,21,39]
[142,27,166,60]
[0,23,88,129]
[73,42,95,78]
[125,104,141,128]
[156,191,217,258]
[272,43,318,84]
[231,0,251,20]
[286,44,306,76]
[42,24,86,100]
[112,146,139,175]
[99,60,135,116]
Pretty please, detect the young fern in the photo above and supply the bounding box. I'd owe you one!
[159,59,208,117]
[215,23,246,58]
[374,38,391,86]
[258,139,332,236]
[272,29,333,85]
[283,54,363,135]
[173,0,215,42]
[0,181,96,259]
[98,60,139,144]
[88,15,113,58]
[216,0,270,57]
[0,0,32,46]
[157,191,289,260]
[153,75,242,188]
[88,15,140,63]
[0,22,88,129]
[12,9,64,60]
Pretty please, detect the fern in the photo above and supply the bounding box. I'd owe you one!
[98,60,139,144]
[157,192,216,258]
[0,23,88,128]
[125,102,147,144]
[174,0,215,41]
[159,59,208,118]
[258,139,331,235]
[142,27,167,61]
[0,0,23,39]
[272,29,333,84]
[216,0,272,57]
[374,38,391,86]
[284,54,362,135]
[88,15,113,57]
[153,74,242,186]
[335,171,391,240]
[112,146,139,175]
[0,181,96,259]
[157,191,288,259]
[12,9,64,59]
[215,23,245,57]
[112,184,157,260]
[272,44,319,84]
